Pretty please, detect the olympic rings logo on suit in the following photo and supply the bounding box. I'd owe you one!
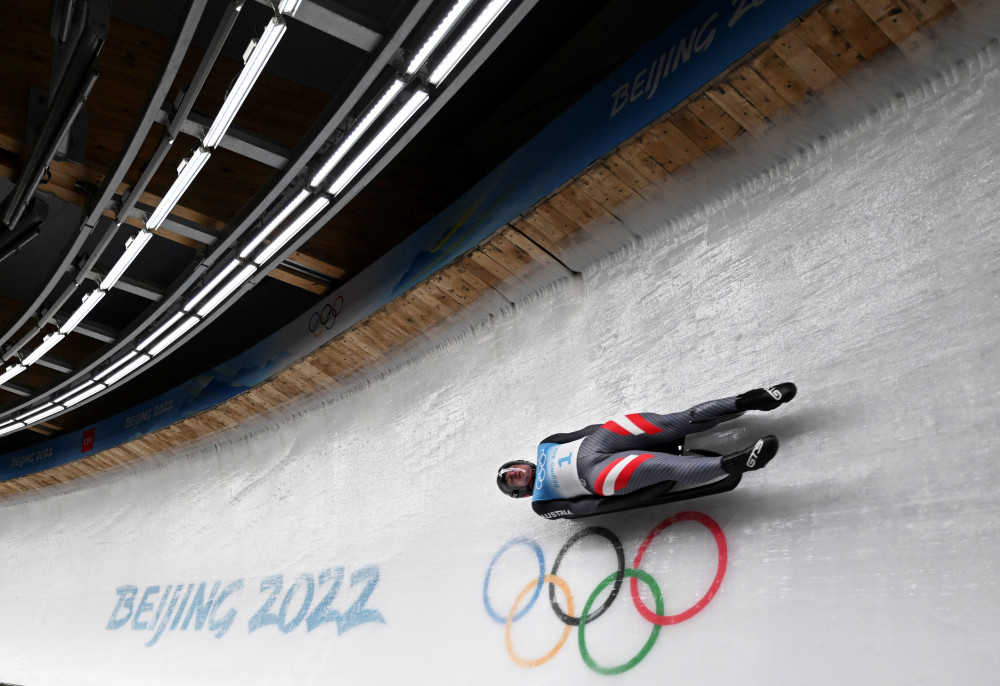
[307,296,344,337]
[534,449,546,491]
[482,511,727,675]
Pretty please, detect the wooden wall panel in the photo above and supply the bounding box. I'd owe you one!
[819,0,896,59]
[748,49,815,106]
[771,29,844,89]
[686,94,747,142]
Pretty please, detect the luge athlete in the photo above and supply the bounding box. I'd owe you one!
[496,383,796,519]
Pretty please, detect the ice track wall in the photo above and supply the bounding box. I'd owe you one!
[2,25,1000,686]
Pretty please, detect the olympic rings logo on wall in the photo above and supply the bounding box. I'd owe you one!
[482,511,727,675]
[307,296,344,337]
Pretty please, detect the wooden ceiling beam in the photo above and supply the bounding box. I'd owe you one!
[0,138,352,295]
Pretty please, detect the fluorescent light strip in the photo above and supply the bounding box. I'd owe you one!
[20,404,66,425]
[137,311,185,351]
[0,422,26,437]
[0,364,26,386]
[196,265,258,318]
[59,289,106,335]
[148,315,200,356]
[253,197,330,265]
[239,190,310,258]
[278,0,303,15]
[146,148,212,230]
[101,231,153,290]
[64,383,108,408]
[203,17,287,149]
[56,380,104,405]
[309,80,405,187]
[22,332,66,366]
[94,351,139,382]
[185,259,241,310]
[429,0,512,85]
[61,382,107,408]
[328,90,429,196]
[406,0,474,75]
[55,381,94,404]
[104,354,152,386]
[17,402,54,421]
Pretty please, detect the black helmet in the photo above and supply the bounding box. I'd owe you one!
[497,460,535,498]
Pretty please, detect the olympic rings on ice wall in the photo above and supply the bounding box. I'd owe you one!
[482,511,727,675]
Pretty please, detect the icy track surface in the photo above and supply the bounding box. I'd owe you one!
[3,23,1000,686]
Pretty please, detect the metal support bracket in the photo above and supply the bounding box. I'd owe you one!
[129,200,220,246]
[254,0,383,51]
[156,108,292,169]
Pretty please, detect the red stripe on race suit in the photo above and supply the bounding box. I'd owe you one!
[613,453,654,492]
[594,456,628,493]
[601,421,631,436]
[626,413,663,434]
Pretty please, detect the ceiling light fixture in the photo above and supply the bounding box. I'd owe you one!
[59,289,107,335]
[21,404,66,425]
[18,402,63,425]
[104,354,152,386]
[203,16,287,149]
[16,403,52,421]
[22,332,66,366]
[147,315,200,356]
[100,230,153,291]
[406,0,473,75]
[429,0,512,85]
[94,351,139,382]
[56,381,107,408]
[253,197,330,265]
[0,421,25,437]
[239,190,310,258]
[146,148,212,230]
[0,364,26,386]
[55,381,94,404]
[309,80,405,187]
[137,311,186,351]
[184,259,242,310]
[196,265,258,317]
[278,0,303,16]
[328,90,429,196]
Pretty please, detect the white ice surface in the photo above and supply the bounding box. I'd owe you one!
[2,15,1000,686]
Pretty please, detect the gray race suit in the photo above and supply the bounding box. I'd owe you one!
[530,396,740,519]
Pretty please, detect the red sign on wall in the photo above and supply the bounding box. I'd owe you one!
[82,428,95,453]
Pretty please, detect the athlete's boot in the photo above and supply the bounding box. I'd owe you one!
[735,382,797,412]
[721,436,779,474]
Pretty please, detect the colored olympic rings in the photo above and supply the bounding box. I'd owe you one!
[548,527,623,626]
[630,511,727,625]
[506,575,574,667]
[308,295,344,337]
[579,569,662,675]
[483,538,544,624]
[483,512,727,674]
